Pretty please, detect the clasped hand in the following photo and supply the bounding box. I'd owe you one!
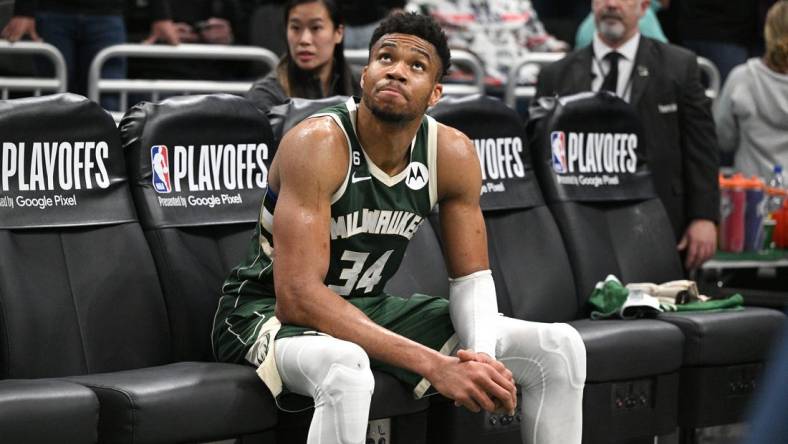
[431,349,517,415]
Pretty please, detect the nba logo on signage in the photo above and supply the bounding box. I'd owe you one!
[550,131,567,173]
[151,145,172,193]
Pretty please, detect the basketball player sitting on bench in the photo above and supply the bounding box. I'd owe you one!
[212,12,586,444]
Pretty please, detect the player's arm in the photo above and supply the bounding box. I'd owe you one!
[436,124,516,411]
[271,118,514,412]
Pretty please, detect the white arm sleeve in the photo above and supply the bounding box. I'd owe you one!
[449,269,499,357]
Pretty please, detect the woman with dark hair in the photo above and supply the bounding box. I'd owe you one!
[246,0,360,111]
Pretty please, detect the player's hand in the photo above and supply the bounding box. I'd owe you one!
[457,349,517,414]
[143,20,180,45]
[1,16,40,42]
[429,353,516,414]
[199,18,233,45]
[677,219,717,270]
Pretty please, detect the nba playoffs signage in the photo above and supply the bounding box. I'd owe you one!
[148,142,268,206]
[429,95,543,211]
[0,94,136,229]
[473,136,528,198]
[549,130,639,186]
[122,95,274,228]
[530,92,655,202]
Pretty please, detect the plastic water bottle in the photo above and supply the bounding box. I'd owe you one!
[766,165,786,215]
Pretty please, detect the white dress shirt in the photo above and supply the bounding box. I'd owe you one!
[591,32,641,102]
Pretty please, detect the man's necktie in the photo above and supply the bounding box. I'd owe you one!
[601,52,621,94]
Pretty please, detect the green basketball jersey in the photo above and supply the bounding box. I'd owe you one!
[317,97,438,297]
[213,98,439,362]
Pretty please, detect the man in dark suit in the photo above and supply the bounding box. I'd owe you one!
[535,0,720,270]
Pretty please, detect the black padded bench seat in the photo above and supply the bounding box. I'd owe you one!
[570,319,684,382]
[659,307,784,367]
[65,362,277,444]
[0,94,278,443]
[369,372,430,419]
[0,379,98,444]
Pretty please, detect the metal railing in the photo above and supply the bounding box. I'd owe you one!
[504,52,566,108]
[0,40,67,98]
[88,43,279,113]
[344,48,486,96]
[697,56,721,101]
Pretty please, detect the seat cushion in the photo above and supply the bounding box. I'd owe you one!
[0,379,98,444]
[658,307,785,366]
[370,370,430,419]
[570,319,684,382]
[66,362,277,444]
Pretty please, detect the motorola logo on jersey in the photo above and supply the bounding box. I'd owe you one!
[1,141,111,192]
[151,145,172,193]
[473,137,526,180]
[551,132,567,173]
[149,143,269,193]
[550,132,638,175]
[405,162,428,190]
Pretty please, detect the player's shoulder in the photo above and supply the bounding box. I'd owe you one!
[436,121,477,164]
[283,115,347,149]
[278,116,348,162]
[274,115,349,186]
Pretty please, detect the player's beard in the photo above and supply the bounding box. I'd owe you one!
[362,93,424,127]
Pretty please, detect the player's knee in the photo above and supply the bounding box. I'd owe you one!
[320,341,375,397]
[322,361,375,399]
[318,345,375,444]
[328,340,372,374]
[538,323,586,388]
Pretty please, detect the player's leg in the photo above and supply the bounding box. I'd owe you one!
[275,335,375,444]
[496,317,586,444]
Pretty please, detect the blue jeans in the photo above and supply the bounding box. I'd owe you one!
[35,12,126,109]
[683,39,749,84]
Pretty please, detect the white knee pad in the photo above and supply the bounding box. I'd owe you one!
[537,323,586,388]
[275,336,375,444]
[318,361,375,444]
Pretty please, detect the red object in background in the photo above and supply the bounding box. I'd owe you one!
[719,174,747,252]
[773,198,788,248]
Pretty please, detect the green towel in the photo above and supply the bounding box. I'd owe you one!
[589,275,746,319]
[588,275,630,319]
[660,294,744,312]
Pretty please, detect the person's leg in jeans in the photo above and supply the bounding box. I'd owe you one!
[34,12,77,93]
[77,14,126,111]
[683,39,749,83]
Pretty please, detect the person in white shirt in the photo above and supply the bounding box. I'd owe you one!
[714,0,788,179]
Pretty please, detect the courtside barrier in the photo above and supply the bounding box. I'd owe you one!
[88,43,278,117]
[504,52,566,108]
[697,56,721,100]
[344,48,486,96]
[0,39,66,98]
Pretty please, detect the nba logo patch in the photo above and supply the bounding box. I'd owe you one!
[550,131,567,173]
[151,145,172,193]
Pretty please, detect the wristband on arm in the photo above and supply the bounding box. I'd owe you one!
[448,269,499,357]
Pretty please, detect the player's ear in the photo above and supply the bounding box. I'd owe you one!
[360,65,367,89]
[428,83,443,107]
